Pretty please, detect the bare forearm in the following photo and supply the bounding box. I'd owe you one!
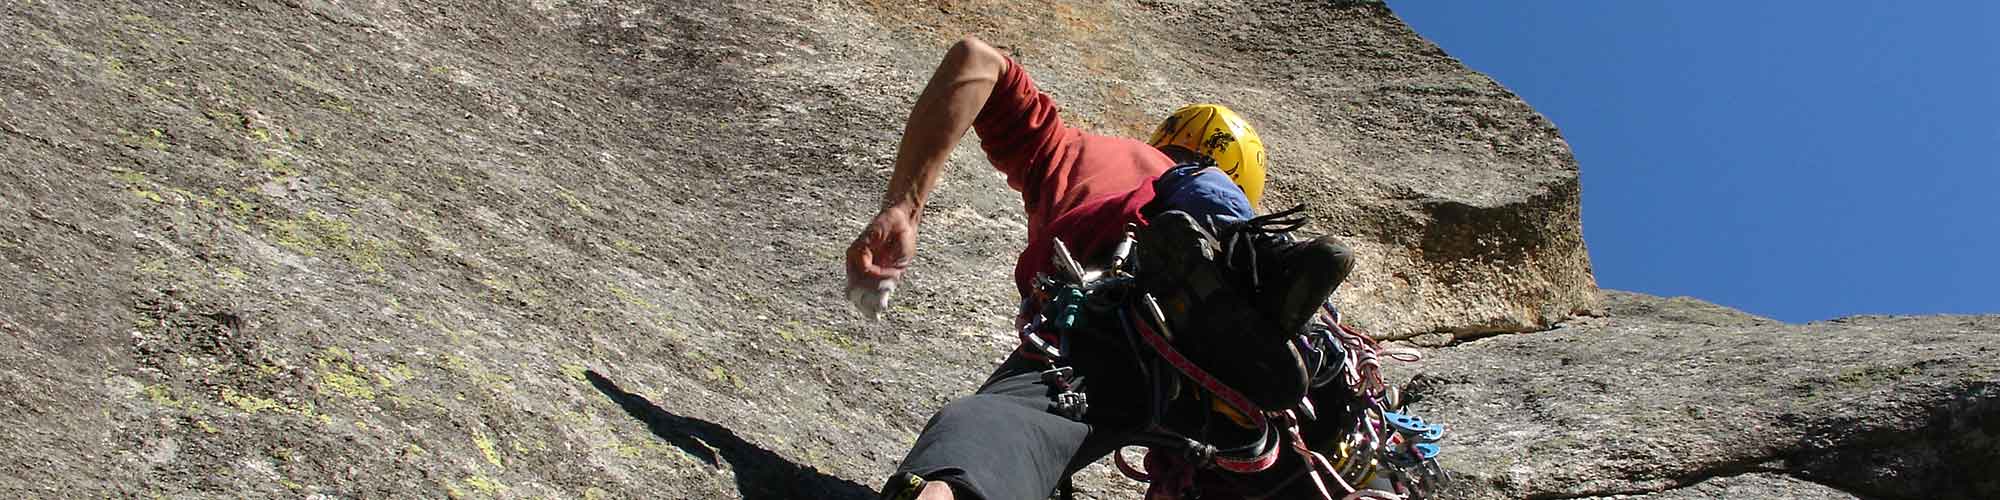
[882,36,1007,219]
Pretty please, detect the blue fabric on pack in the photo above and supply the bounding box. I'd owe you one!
[1152,163,1256,224]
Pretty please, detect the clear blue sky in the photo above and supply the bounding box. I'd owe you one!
[1391,2,1997,322]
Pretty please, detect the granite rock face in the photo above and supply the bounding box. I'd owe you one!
[1601,289,1782,328]
[22,1,1983,499]
[1629,474,1861,500]
[1393,292,1999,500]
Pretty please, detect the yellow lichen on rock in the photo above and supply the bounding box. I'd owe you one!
[559,363,588,382]
[472,429,505,467]
[463,474,508,496]
[316,347,381,400]
[219,387,284,414]
[262,209,390,272]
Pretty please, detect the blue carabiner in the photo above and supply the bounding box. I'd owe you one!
[1384,411,1445,442]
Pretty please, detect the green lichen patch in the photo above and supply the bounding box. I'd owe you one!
[219,387,285,413]
[99,55,127,78]
[193,419,221,434]
[216,265,250,288]
[133,257,172,277]
[605,436,670,460]
[113,168,167,203]
[463,474,508,496]
[1835,364,1921,388]
[609,238,642,254]
[117,128,171,152]
[382,363,418,385]
[143,384,188,410]
[258,155,298,176]
[320,368,376,400]
[216,386,325,425]
[472,429,504,468]
[509,437,547,454]
[686,352,748,391]
[555,188,593,214]
[437,353,514,390]
[605,283,681,338]
[605,284,657,310]
[559,363,588,382]
[262,209,390,272]
[315,347,386,400]
[201,108,243,130]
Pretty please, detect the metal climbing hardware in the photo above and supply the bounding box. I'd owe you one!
[1107,225,1137,272]
[1050,238,1088,284]
[1042,366,1088,420]
[1054,391,1087,421]
[1042,366,1076,387]
[1021,238,1121,422]
[1384,411,1446,442]
[1019,314,1062,359]
[1383,442,1438,466]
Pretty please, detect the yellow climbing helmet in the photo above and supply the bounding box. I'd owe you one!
[1148,104,1269,205]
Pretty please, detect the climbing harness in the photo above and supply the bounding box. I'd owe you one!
[1016,224,1450,500]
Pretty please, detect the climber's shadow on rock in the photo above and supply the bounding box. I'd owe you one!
[586,370,876,500]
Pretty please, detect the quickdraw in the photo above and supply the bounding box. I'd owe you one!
[1021,231,1449,500]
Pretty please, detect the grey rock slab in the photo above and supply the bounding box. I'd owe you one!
[1393,292,1999,500]
[1629,473,1860,500]
[1601,289,1780,328]
[0,0,1645,497]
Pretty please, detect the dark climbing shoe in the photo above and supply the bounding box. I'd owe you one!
[1251,233,1354,336]
[1215,205,1354,338]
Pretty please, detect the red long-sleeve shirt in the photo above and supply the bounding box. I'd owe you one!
[974,59,1174,298]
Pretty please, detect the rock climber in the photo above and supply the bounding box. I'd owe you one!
[842,36,1356,500]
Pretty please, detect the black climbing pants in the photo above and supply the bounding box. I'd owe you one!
[891,352,1136,500]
